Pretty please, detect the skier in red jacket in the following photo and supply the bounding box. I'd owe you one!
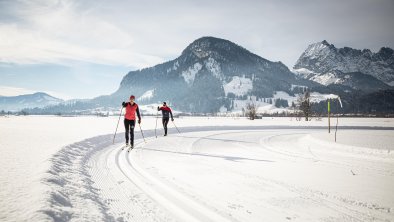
[122,95,141,148]
[157,102,174,136]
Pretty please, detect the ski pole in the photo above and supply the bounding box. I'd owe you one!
[138,123,147,143]
[335,99,339,142]
[113,106,123,144]
[172,121,181,134]
[155,110,159,138]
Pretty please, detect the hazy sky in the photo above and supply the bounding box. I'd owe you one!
[1,0,393,99]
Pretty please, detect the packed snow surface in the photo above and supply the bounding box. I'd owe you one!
[1,116,394,221]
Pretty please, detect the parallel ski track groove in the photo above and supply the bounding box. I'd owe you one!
[51,125,394,221]
[114,141,233,222]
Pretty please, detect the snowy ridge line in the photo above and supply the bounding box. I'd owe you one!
[125,147,232,222]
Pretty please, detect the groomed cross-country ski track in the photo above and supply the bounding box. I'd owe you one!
[42,125,394,222]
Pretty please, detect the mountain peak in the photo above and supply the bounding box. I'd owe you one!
[298,40,334,60]
[0,92,63,111]
[294,41,394,85]
[321,40,330,46]
[116,36,302,113]
[192,36,226,43]
[188,36,232,47]
[181,36,251,59]
[32,92,50,96]
[377,47,394,60]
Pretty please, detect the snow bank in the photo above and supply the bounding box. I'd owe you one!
[42,134,116,221]
[0,116,117,221]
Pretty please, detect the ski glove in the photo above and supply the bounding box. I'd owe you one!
[138,119,141,124]
[171,118,174,121]
[122,102,126,106]
[157,106,160,111]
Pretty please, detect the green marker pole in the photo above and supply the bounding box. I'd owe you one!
[328,100,331,133]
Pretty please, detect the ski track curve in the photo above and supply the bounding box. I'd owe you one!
[189,131,393,221]
[41,125,394,221]
[118,144,233,222]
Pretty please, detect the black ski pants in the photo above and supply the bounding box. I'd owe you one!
[162,117,169,135]
[124,119,135,145]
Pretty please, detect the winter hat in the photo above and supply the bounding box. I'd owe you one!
[163,102,167,105]
[130,95,135,100]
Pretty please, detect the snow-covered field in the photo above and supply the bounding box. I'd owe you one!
[1,116,394,221]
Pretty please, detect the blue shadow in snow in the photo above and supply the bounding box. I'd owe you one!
[173,134,256,144]
[136,147,275,163]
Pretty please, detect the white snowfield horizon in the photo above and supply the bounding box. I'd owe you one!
[0,116,393,221]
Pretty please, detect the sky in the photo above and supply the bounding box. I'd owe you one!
[0,0,393,99]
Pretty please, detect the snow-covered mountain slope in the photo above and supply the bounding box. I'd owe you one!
[0,92,63,111]
[296,70,391,92]
[110,36,315,113]
[294,40,394,87]
[19,38,394,115]
[138,89,155,101]
[223,76,253,96]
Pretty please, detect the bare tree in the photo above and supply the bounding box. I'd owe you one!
[297,90,311,121]
[291,101,301,121]
[246,103,257,120]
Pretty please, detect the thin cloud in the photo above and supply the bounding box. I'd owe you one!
[0,85,73,99]
[0,0,164,68]
[0,0,393,68]
[0,86,35,96]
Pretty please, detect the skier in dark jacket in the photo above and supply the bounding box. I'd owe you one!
[122,95,141,148]
[157,102,174,136]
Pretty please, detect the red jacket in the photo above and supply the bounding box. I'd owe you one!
[158,106,173,119]
[123,102,141,120]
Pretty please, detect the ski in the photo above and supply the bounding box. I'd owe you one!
[121,144,129,150]
[127,145,134,152]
